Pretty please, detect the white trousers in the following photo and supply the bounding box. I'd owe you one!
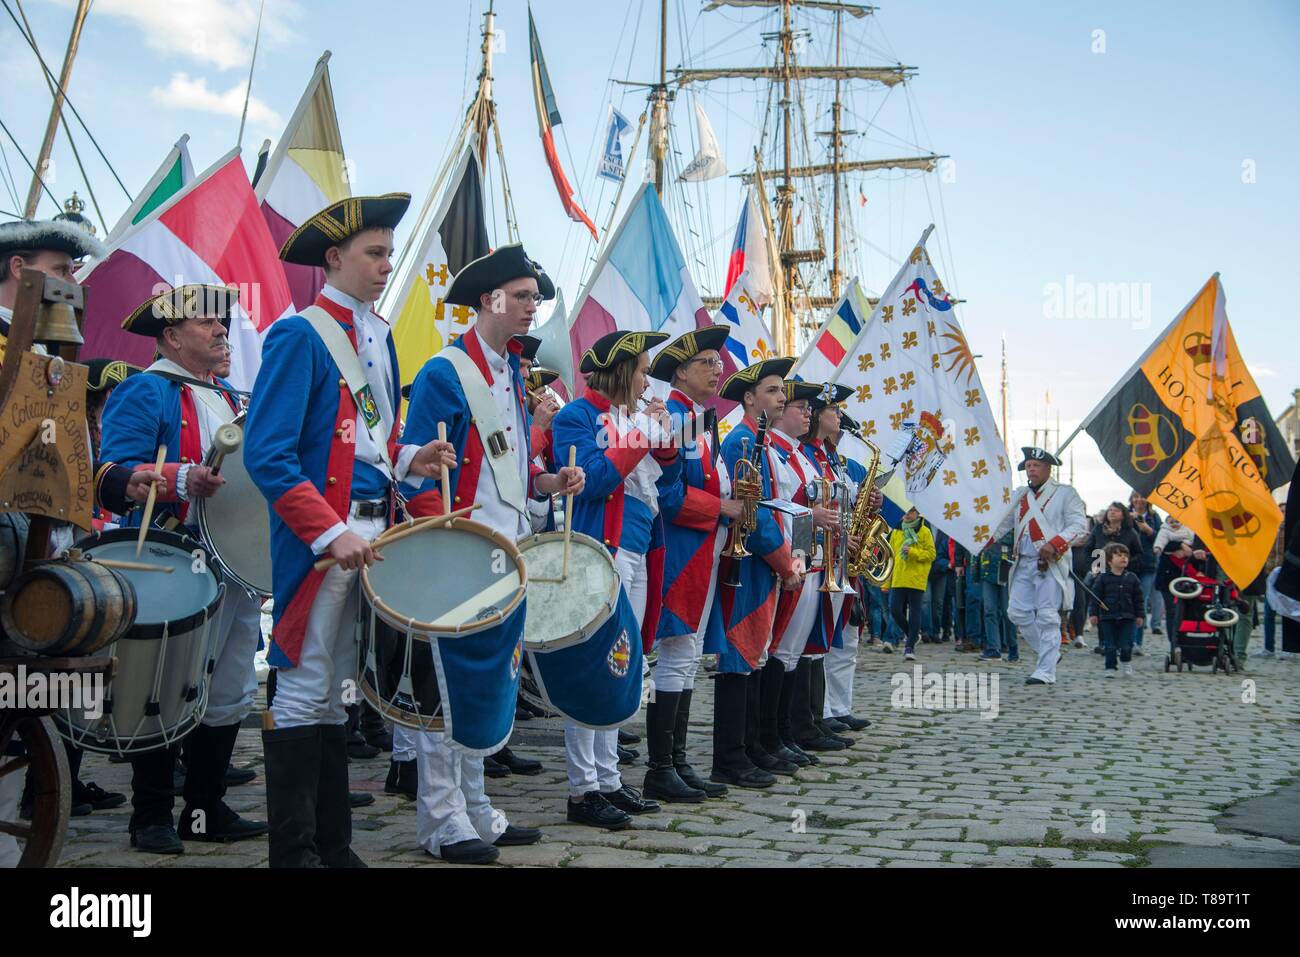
[271,511,385,728]
[654,538,723,694]
[775,577,820,671]
[202,584,261,727]
[415,731,507,854]
[1007,557,1065,683]
[392,723,417,763]
[0,757,21,867]
[824,623,860,718]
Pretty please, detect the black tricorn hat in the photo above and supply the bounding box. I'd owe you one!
[1018,446,1062,470]
[85,358,141,393]
[515,334,542,362]
[121,284,240,338]
[783,380,822,403]
[279,193,411,267]
[648,324,730,382]
[579,330,669,374]
[526,367,561,391]
[445,243,556,308]
[719,356,795,403]
[809,381,853,411]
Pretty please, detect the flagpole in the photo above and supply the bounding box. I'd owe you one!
[237,0,267,150]
[1056,273,1218,456]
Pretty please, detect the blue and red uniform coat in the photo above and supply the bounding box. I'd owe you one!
[656,390,727,644]
[551,390,681,651]
[244,293,407,669]
[767,430,814,645]
[710,415,798,673]
[100,370,241,527]
[803,438,849,653]
[398,327,545,518]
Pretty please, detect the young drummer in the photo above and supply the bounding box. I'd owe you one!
[245,194,458,867]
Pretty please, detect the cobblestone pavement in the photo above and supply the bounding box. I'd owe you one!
[57,628,1300,868]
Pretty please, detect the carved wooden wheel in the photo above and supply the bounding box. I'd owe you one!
[0,713,71,867]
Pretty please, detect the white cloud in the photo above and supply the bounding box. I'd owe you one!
[1253,365,1277,378]
[54,0,302,71]
[151,73,281,128]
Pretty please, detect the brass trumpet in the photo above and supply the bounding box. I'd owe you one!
[722,411,769,587]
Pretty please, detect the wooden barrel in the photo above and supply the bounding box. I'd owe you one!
[0,560,137,656]
[0,512,30,592]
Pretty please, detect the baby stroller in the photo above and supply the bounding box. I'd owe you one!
[1164,556,1241,674]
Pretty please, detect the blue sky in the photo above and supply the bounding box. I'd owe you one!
[3,0,1297,509]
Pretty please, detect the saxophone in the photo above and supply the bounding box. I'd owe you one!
[845,439,894,586]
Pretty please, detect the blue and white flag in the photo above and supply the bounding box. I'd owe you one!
[597,108,633,183]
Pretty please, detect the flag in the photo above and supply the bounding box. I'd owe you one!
[529,8,598,240]
[724,187,773,308]
[567,183,711,389]
[78,150,294,391]
[790,278,871,384]
[1078,274,1291,585]
[716,268,777,371]
[389,144,491,390]
[255,51,351,310]
[678,100,726,182]
[106,135,194,243]
[833,229,1007,552]
[597,108,633,184]
[859,185,868,207]
[532,287,573,400]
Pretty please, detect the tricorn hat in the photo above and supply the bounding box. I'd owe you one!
[648,324,730,382]
[0,218,105,264]
[579,330,669,374]
[515,334,542,362]
[719,356,795,403]
[121,284,240,338]
[444,243,555,308]
[783,380,822,403]
[84,358,141,393]
[279,193,411,267]
[1018,446,1062,470]
[809,381,852,412]
[526,366,561,392]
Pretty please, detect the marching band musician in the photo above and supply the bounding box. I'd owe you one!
[245,194,458,867]
[988,447,1088,686]
[821,410,876,732]
[711,358,804,790]
[100,283,268,854]
[402,244,581,862]
[644,325,735,803]
[765,379,835,769]
[550,329,680,828]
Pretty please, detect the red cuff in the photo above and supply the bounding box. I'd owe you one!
[604,433,653,477]
[528,462,546,499]
[135,461,182,503]
[1050,535,1068,555]
[406,489,445,519]
[762,541,796,579]
[273,480,346,546]
[675,486,721,532]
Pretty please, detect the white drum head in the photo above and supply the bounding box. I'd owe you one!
[518,531,618,652]
[196,417,273,596]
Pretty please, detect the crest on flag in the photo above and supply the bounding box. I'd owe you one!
[901,410,949,493]
[598,108,633,183]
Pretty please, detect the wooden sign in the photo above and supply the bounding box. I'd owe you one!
[0,352,93,530]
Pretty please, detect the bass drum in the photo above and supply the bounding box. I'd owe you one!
[195,412,273,596]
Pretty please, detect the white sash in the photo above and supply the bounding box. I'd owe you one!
[147,357,237,428]
[1015,480,1071,600]
[439,346,526,516]
[301,306,394,475]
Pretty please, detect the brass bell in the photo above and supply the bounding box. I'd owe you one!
[33,299,84,346]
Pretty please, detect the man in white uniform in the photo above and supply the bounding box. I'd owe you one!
[988,447,1088,685]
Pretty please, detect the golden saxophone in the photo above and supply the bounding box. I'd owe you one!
[846,438,894,586]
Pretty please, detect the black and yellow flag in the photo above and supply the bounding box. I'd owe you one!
[1081,274,1292,586]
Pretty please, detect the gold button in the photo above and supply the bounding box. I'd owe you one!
[180,419,188,427]
[454,495,462,504]
[181,457,189,464]
[704,474,712,480]
[462,457,470,465]
[469,417,476,425]
[338,378,346,388]
[604,538,611,545]
[327,477,337,486]
[335,428,344,437]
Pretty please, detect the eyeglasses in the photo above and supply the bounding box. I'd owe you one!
[508,291,546,306]
[688,356,724,370]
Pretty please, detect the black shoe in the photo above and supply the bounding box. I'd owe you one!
[437,837,500,864]
[798,734,847,752]
[1092,645,1103,655]
[747,748,798,775]
[821,717,852,734]
[618,728,641,746]
[72,780,126,811]
[567,791,632,830]
[494,824,543,847]
[782,739,818,766]
[643,766,706,804]
[709,765,775,789]
[515,704,533,721]
[833,715,871,731]
[1025,677,1048,685]
[616,745,639,765]
[179,803,270,842]
[494,746,543,776]
[385,759,417,799]
[131,823,184,855]
[601,784,660,815]
[483,756,511,778]
[675,762,727,798]
[359,704,392,752]
[224,765,257,788]
[349,792,375,808]
[346,730,380,761]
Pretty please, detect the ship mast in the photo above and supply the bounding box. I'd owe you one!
[650,0,670,197]
[829,9,843,300]
[23,0,91,218]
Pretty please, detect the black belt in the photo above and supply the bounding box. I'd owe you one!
[352,499,388,519]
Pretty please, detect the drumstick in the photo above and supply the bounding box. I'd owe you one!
[311,503,481,572]
[438,421,451,517]
[92,558,174,574]
[136,444,167,558]
[562,445,576,580]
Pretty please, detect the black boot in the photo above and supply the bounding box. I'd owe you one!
[642,692,705,803]
[494,746,543,775]
[811,659,853,747]
[758,659,804,770]
[384,758,416,799]
[776,662,814,766]
[179,722,268,842]
[710,674,774,789]
[262,725,322,868]
[318,725,365,868]
[674,689,726,797]
[746,669,796,774]
[792,658,844,752]
[359,701,392,752]
[345,705,379,760]
[128,745,182,854]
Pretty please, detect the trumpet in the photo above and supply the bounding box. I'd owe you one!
[722,410,769,587]
[805,476,843,593]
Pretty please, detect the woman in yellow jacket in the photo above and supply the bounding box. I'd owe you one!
[888,508,937,660]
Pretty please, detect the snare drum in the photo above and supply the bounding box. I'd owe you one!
[55,528,224,756]
[359,516,526,753]
[195,412,273,596]
[517,531,620,652]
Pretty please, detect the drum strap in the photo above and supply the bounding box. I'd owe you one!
[439,347,526,516]
[146,358,239,428]
[301,306,395,476]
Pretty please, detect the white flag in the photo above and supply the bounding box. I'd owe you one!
[832,229,1010,551]
[679,101,727,182]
